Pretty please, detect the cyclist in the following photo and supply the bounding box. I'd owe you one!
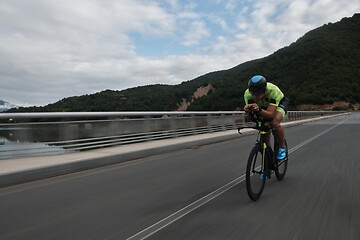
[243,75,289,160]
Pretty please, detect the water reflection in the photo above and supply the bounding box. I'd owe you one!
[0,115,245,159]
[0,127,72,159]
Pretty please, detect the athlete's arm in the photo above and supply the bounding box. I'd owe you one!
[259,105,277,120]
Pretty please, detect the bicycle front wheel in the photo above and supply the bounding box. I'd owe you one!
[246,145,266,201]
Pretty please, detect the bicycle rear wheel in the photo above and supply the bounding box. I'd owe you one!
[246,145,266,201]
[274,139,288,181]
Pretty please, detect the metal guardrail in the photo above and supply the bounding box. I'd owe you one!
[0,111,347,159]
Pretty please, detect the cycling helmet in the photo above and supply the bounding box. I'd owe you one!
[248,75,267,96]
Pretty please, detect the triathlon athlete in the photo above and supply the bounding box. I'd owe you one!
[244,75,289,160]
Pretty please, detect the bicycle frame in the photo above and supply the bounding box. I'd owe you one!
[255,121,272,175]
[239,119,273,175]
[241,112,288,201]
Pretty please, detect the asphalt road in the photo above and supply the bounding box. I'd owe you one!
[1,113,359,240]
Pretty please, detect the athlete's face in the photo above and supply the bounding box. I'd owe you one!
[253,92,265,101]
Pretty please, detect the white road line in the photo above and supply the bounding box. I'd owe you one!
[126,175,246,240]
[126,115,352,240]
[289,116,350,154]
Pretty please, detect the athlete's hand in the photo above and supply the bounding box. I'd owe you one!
[245,104,259,112]
[244,105,251,112]
[251,104,260,112]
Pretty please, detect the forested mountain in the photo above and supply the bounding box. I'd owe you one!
[7,13,360,112]
[0,100,18,112]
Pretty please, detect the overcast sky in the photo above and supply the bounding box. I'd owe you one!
[1,0,359,107]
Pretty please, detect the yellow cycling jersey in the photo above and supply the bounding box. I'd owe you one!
[244,82,284,108]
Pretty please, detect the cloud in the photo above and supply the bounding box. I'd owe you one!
[0,0,178,105]
[0,0,359,106]
[182,21,210,46]
[220,0,360,56]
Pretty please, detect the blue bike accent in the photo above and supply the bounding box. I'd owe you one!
[260,173,270,180]
[277,148,287,160]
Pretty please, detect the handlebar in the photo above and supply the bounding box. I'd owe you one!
[238,112,272,134]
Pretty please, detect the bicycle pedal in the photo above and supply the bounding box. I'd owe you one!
[260,173,271,180]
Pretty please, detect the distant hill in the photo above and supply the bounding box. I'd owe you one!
[7,13,360,113]
[0,100,18,112]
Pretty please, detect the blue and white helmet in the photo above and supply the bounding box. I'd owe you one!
[248,75,267,96]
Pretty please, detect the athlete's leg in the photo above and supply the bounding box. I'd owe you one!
[270,111,286,148]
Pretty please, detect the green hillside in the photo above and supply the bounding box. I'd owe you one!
[187,13,360,110]
[8,13,360,112]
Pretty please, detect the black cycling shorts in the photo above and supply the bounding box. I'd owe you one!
[278,96,290,114]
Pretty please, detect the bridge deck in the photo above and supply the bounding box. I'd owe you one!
[0,114,347,187]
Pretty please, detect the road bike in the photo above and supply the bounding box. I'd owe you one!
[238,113,288,201]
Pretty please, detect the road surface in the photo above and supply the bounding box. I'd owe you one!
[0,113,359,239]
